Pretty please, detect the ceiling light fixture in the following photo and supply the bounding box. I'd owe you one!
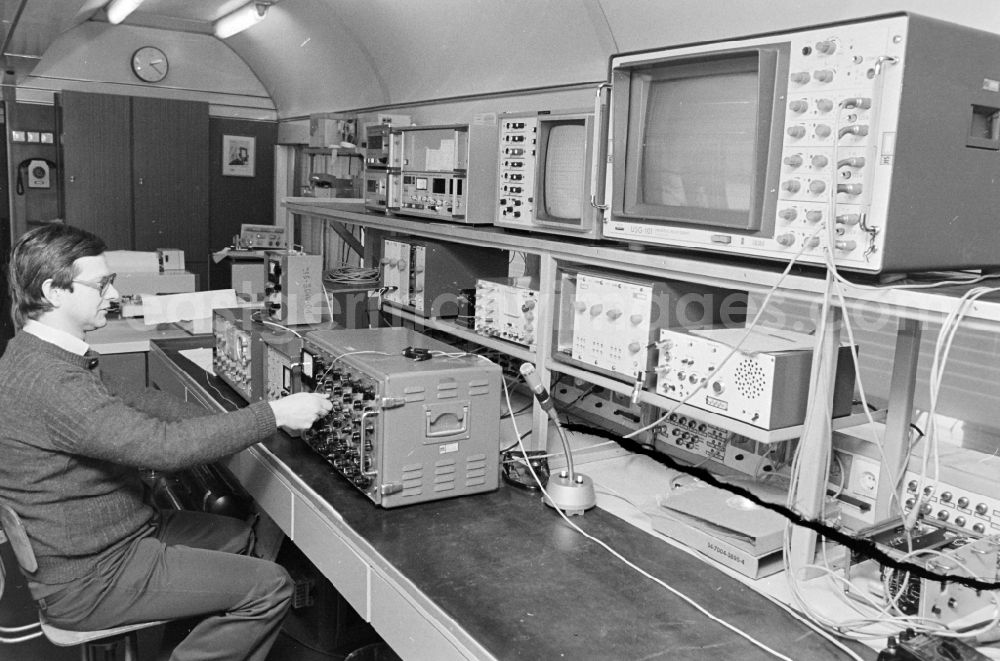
[213,1,272,39]
[105,0,146,24]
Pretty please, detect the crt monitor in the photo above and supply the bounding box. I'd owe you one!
[613,47,786,233]
[536,117,592,227]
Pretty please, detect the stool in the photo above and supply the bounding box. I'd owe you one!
[1,502,166,660]
[40,615,166,661]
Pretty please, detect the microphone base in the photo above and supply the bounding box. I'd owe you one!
[543,471,596,516]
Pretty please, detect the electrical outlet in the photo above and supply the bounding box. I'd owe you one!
[848,456,880,498]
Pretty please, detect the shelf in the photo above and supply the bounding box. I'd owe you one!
[383,307,535,364]
[547,360,885,444]
[284,197,1000,327]
[304,147,363,157]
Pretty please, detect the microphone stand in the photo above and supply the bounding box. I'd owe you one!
[520,363,596,515]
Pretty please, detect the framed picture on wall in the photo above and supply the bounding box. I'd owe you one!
[222,135,255,177]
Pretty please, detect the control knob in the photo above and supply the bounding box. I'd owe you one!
[815,40,837,55]
[842,97,872,110]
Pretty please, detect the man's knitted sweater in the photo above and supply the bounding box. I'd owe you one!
[0,331,277,584]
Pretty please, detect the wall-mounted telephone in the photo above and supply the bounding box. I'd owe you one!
[16,159,56,194]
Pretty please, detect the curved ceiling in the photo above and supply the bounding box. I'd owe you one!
[3,0,999,120]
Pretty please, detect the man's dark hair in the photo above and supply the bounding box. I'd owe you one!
[8,224,106,329]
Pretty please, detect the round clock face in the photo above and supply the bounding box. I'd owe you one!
[131,46,168,83]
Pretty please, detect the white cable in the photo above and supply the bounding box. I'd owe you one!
[253,316,304,338]
[625,224,824,440]
[825,253,907,515]
[784,245,1000,644]
[500,379,801,660]
[907,286,999,530]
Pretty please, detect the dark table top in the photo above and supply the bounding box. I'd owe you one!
[156,337,875,661]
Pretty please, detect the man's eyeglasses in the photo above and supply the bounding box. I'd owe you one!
[72,273,117,296]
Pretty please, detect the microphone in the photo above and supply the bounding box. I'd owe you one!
[518,362,595,515]
[519,362,554,415]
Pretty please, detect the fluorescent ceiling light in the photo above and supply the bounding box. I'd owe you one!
[214,2,270,39]
[105,0,145,24]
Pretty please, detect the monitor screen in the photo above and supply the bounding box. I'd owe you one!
[541,122,587,221]
[639,70,756,215]
[616,48,781,232]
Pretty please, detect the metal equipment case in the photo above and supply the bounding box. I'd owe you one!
[298,328,502,507]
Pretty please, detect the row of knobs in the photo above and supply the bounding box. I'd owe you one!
[574,301,645,325]
[780,179,864,196]
[789,37,867,86]
[775,234,857,251]
[786,124,869,140]
[381,257,424,274]
[405,195,451,210]
[905,480,993,533]
[783,155,866,170]
[248,233,284,247]
[658,363,726,395]
[778,210,861,225]
[788,97,871,114]
[478,296,536,342]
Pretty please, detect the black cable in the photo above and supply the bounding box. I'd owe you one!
[564,421,1000,591]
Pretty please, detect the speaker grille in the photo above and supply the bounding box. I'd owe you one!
[735,358,766,399]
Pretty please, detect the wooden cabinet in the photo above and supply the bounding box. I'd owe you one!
[132,96,209,278]
[61,92,209,282]
[61,91,133,250]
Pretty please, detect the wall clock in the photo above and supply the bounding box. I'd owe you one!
[131,46,169,83]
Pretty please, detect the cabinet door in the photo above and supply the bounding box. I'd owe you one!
[61,91,133,250]
[132,97,209,284]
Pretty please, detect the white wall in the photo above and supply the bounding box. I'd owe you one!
[18,22,274,118]
[17,1,1000,120]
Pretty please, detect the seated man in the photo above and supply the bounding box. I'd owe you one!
[0,223,333,661]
